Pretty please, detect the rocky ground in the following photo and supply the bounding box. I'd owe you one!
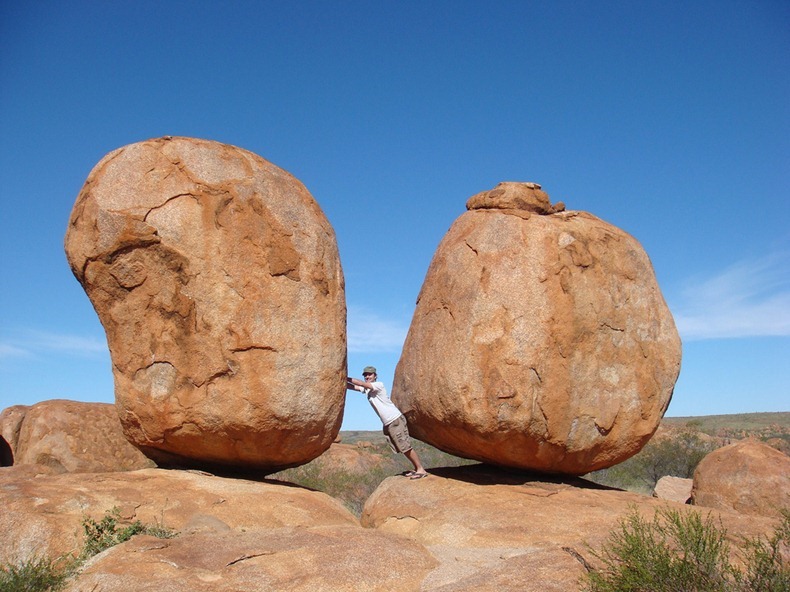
[2,402,788,591]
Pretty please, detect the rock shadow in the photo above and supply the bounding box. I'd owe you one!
[0,436,13,467]
[429,463,622,491]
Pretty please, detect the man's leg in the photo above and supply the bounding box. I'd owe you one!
[403,448,427,477]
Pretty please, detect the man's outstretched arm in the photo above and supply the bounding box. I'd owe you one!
[347,376,376,391]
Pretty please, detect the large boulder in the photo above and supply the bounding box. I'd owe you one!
[64,137,347,472]
[0,405,26,466]
[0,400,154,473]
[692,439,790,518]
[393,182,681,474]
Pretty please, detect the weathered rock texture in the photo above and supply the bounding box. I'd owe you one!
[2,463,782,592]
[0,467,358,566]
[692,439,790,518]
[64,528,436,592]
[0,405,26,466]
[307,442,387,474]
[393,182,681,474]
[653,475,693,504]
[0,400,154,472]
[64,137,347,471]
[361,465,776,591]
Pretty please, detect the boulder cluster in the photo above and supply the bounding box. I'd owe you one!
[59,137,681,475]
[2,144,786,589]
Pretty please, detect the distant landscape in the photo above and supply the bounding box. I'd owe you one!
[662,411,790,439]
[271,411,789,516]
[342,411,790,449]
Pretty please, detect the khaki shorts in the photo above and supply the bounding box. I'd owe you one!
[383,415,412,454]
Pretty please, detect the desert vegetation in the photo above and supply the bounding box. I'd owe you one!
[582,507,790,591]
[271,413,789,512]
[0,507,176,592]
[664,413,790,453]
[584,429,716,493]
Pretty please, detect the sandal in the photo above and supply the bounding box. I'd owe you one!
[401,470,417,477]
[409,472,429,480]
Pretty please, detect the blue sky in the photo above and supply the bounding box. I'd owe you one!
[1,1,787,430]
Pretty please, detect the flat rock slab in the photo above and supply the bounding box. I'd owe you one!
[64,527,436,592]
[0,467,357,565]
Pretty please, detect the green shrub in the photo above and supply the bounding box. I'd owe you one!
[0,507,177,592]
[735,509,790,592]
[0,556,70,592]
[79,507,176,560]
[583,506,790,592]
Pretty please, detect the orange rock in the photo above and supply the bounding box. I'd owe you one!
[362,465,777,591]
[692,439,790,518]
[393,183,681,474]
[315,442,386,473]
[0,400,153,473]
[0,404,26,466]
[64,137,347,472]
[653,475,693,504]
[64,527,436,592]
[0,467,358,566]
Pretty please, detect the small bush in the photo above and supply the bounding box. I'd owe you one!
[0,507,177,592]
[735,509,790,592]
[0,556,70,592]
[583,506,790,592]
[79,507,176,561]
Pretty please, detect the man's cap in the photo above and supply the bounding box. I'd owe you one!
[362,366,377,375]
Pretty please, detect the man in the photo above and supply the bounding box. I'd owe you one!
[346,366,428,479]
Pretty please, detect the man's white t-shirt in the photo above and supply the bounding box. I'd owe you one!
[358,381,403,426]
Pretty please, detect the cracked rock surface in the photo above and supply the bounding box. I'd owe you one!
[361,465,775,591]
[393,182,681,474]
[64,137,347,472]
[1,463,777,592]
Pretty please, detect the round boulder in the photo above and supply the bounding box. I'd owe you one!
[64,137,347,472]
[692,439,790,518]
[393,182,681,474]
[1,400,154,473]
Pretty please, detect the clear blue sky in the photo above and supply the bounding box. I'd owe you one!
[1,1,787,430]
